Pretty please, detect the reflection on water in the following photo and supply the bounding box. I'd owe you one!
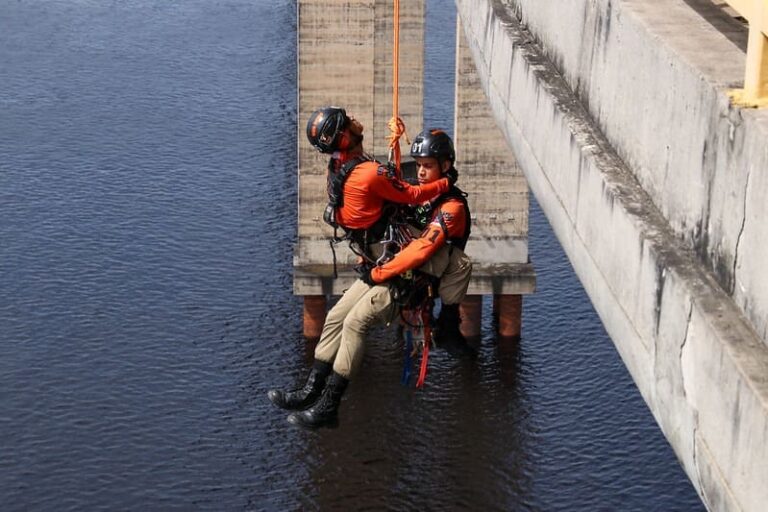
[0,0,703,510]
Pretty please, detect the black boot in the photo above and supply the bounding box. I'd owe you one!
[267,360,332,411]
[286,372,348,429]
[434,303,478,358]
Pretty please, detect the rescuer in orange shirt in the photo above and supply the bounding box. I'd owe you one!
[357,129,474,357]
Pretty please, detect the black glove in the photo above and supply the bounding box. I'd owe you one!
[445,166,459,186]
[359,266,378,286]
[353,261,371,275]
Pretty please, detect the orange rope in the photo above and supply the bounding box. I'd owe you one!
[386,0,408,171]
[415,307,431,388]
[393,0,399,121]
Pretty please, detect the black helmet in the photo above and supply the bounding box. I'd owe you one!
[410,129,455,163]
[306,107,349,154]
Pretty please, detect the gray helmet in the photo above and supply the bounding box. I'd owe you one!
[410,129,455,163]
[306,106,349,154]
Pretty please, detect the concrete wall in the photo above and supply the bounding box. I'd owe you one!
[455,0,768,510]
[503,0,768,350]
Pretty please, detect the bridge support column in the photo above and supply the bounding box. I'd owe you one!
[460,295,483,339]
[295,0,426,313]
[303,296,327,340]
[495,294,522,340]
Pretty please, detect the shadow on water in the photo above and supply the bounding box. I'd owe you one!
[278,325,536,512]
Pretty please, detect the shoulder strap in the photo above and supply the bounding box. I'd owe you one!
[433,186,471,250]
[323,155,374,229]
[327,155,372,209]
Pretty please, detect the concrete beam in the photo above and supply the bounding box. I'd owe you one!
[294,263,535,297]
[456,0,768,509]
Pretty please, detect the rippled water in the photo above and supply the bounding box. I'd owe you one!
[0,1,703,510]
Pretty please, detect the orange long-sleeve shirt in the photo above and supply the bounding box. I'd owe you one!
[370,196,468,283]
[335,160,449,230]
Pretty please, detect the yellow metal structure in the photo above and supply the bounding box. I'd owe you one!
[725,0,768,106]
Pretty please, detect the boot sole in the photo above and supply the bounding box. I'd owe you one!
[267,390,317,411]
[286,413,339,430]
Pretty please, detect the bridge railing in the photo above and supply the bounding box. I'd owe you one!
[724,0,768,106]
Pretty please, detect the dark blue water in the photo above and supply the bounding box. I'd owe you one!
[0,1,703,510]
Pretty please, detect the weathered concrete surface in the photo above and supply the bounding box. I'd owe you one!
[501,0,768,350]
[455,0,768,509]
[454,20,535,295]
[295,0,425,285]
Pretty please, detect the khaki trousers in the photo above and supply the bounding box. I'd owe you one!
[314,279,397,378]
[418,245,472,305]
[313,244,472,379]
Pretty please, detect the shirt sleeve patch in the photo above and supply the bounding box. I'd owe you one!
[376,164,405,191]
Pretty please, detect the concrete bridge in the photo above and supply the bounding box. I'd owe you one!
[294,1,767,509]
[455,0,768,510]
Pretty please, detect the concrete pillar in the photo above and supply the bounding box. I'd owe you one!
[295,0,426,303]
[460,295,483,338]
[303,296,327,339]
[495,294,522,339]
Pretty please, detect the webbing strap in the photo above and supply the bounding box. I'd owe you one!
[399,298,433,388]
[415,308,431,388]
[401,329,413,385]
[329,238,338,279]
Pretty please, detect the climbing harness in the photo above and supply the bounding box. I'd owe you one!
[394,188,472,387]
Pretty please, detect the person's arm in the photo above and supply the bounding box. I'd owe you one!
[367,166,449,205]
[368,199,465,283]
